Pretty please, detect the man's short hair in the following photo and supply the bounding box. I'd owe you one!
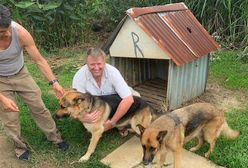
[0,4,12,28]
[86,48,106,58]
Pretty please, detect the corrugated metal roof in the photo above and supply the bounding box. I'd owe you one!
[102,2,220,66]
[127,2,188,18]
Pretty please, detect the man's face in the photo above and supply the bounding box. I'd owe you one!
[0,25,11,39]
[86,55,105,78]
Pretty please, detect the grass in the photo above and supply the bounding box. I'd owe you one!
[212,108,248,168]
[209,50,248,92]
[6,48,248,167]
[208,50,248,168]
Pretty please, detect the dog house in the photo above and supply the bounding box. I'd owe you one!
[102,3,220,111]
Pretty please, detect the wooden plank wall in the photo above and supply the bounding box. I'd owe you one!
[134,79,167,111]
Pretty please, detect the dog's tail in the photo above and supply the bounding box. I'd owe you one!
[222,120,240,139]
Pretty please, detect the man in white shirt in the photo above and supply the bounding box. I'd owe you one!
[73,48,144,135]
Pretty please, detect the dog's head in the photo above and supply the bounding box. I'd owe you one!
[55,89,94,119]
[137,124,168,166]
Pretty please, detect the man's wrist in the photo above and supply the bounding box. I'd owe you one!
[109,120,116,127]
[48,79,59,86]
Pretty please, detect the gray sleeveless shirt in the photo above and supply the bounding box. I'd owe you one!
[0,21,24,76]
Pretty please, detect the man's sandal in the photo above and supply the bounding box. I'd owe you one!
[118,128,129,137]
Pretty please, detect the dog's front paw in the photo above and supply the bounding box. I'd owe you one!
[78,154,90,162]
[189,147,198,152]
[204,152,210,158]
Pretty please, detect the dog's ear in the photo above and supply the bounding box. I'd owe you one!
[137,124,145,135]
[85,92,92,96]
[63,100,71,107]
[157,130,168,144]
[65,88,77,93]
[85,92,95,109]
[85,92,94,101]
[73,92,86,104]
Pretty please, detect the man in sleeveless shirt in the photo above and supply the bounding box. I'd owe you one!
[0,4,68,160]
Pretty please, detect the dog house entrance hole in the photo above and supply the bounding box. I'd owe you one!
[111,58,169,111]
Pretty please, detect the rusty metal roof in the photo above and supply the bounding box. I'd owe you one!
[102,2,220,66]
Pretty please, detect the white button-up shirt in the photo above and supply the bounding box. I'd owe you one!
[72,64,132,98]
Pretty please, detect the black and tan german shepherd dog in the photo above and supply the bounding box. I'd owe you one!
[55,89,160,162]
[137,103,240,168]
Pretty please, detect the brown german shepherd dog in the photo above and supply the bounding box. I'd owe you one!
[137,103,240,168]
[55,89,158,162]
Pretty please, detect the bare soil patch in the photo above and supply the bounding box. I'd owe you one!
[184,79,246,111]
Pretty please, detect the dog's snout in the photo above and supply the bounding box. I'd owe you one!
[149,155,154,163]
[55,114,62,119]
[54,113,69,119]
[143,153,151,165]
[143,159,150,165]
[54,108,69,120]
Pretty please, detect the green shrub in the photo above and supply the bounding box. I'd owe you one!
[1,0,247,50]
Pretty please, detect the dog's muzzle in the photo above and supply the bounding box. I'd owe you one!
[143,159,150,165]
[142,153,154,165]
[54,109,69,119]
[54,113,69,119]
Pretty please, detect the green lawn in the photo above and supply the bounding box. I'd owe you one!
[206,50,248,168]
[209,50,248,92]
[15,49,248,167]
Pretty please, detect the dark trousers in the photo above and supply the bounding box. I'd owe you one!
[99,94,148,119]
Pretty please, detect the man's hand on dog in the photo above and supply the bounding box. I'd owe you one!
[52,82,64,99]
[81,110,101,123]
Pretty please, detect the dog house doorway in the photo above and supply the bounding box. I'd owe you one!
[110,57,169,112]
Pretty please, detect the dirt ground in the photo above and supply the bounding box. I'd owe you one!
[0,79,246,168]
[184,79,246,111]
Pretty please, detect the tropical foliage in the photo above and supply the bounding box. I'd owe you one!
[1,0,248,51]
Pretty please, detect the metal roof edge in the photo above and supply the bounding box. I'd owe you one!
[127,2,188,18]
